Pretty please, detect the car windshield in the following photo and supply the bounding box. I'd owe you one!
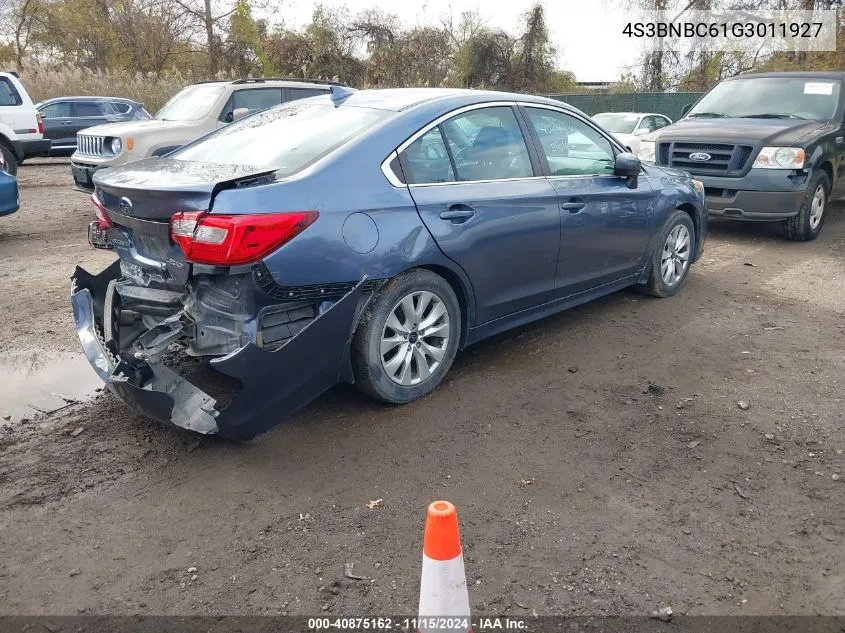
[592,113,640,134]
[156,84,226,121]
[687,77,841,120]
[171,101,394,176]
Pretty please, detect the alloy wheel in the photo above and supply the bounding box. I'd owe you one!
[380,291,450,386]
[661,224,691,287]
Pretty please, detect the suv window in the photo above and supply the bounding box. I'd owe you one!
[525,107,615,177]
[222,88,283,121]
[399,128,455,184]
[440,106,533,181]
[0,78,21,106]
[39,101,72,118]
[71,101,107,117]
[285,87,328,101]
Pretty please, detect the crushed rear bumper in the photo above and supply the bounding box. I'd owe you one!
[71,262,367,441]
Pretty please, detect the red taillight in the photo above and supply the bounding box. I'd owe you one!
[169,211,319,266]
[90,192,113,229]
[36,113,43,135]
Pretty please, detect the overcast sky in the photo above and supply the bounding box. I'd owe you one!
[273,0,646,82]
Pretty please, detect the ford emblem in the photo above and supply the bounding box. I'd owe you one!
[689,152,711,162]
[118,196,133,214]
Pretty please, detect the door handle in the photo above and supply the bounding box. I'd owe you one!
[60,120,74,125]
[439,207,475,223]
[561,199,586,213]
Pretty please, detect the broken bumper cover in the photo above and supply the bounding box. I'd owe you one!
[71,263,366,441]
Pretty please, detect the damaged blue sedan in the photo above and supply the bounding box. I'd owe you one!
[71,87,707,440]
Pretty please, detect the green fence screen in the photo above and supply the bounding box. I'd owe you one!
[546,92,705,122]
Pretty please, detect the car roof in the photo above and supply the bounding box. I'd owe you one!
[197,78,338,89]
[727,71,845,81]
[40,96,139,104]
[319,87,582,113]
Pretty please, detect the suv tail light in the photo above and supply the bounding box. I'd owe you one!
[36,113,43,135]
[170,211,319,266]
[90,192,113,229]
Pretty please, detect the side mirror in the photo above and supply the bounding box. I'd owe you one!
[681,103,693,117]
[232,107,249,122]
[614,152,641,189]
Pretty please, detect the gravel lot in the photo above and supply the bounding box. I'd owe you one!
[1,159,844,616]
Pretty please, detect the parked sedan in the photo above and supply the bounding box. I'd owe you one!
[35,97,149,156]
[71,87,707,440]
[0,150,19,216]
[592,112,672,156]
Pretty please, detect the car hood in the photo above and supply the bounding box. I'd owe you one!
[611,132,636,143]
[655,117,831,146]
[80,119,198,137]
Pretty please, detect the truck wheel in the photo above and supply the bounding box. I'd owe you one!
[783,171,829,241]
[352,269,461,404]
[0,144,18,176]
[636,209,696,298]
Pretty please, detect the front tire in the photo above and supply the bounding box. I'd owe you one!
[783,171,829,242]
[637,209,695,298]
[352,269,461,404]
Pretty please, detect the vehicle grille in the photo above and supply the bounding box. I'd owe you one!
[657,142,754,176]
[77,135,104,157]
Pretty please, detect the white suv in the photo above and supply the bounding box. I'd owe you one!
[70,77,341,192]
[0,71,50,175]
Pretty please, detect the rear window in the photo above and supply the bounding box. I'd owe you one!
[0,78,22,106]
[172,102,393,177]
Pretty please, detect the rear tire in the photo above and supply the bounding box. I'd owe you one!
[352,269,461,404]
[782,171,829,241]
[637,209,696,298]
[0,144,18,176]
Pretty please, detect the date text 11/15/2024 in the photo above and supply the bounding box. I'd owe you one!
[307,617,528,631]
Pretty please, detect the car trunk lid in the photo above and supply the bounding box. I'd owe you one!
[93,158,277,276]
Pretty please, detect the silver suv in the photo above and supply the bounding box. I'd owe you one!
[70,77,342,192]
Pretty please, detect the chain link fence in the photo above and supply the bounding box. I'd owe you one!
[546,92,705,122]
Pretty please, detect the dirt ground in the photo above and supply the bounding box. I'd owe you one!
[1,159,844,617]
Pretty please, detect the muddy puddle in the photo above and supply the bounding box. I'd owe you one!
[0,350,102,424]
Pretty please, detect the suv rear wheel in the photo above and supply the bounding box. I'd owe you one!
[783,171,829,241]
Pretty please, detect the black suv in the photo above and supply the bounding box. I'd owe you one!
[639,72,845,241]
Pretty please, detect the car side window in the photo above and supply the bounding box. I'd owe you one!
[399,128,455,184]
[636,116,654,133]
[39,102,71,118]
[285,87,328,101]
[440,106,533,181]
[0,78,21,106]
[111,101,132,115]
[524,107,615,177]
[654,116,670,129]
[71,101,107,117]
[232,88,282,114]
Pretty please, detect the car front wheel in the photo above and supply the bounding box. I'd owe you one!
[637,209,696,298]
[352,269,461,404]
[783,171,829,242]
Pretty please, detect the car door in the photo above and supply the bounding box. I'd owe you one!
[401,104,562,325]
[38,101,73,147]
[521,105,657,296]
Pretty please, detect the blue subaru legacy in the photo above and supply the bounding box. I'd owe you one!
[71,87,707,440]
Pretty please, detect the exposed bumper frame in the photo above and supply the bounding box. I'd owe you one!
[71,263,368,441]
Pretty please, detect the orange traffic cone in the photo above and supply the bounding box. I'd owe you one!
[417,501,472,633]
